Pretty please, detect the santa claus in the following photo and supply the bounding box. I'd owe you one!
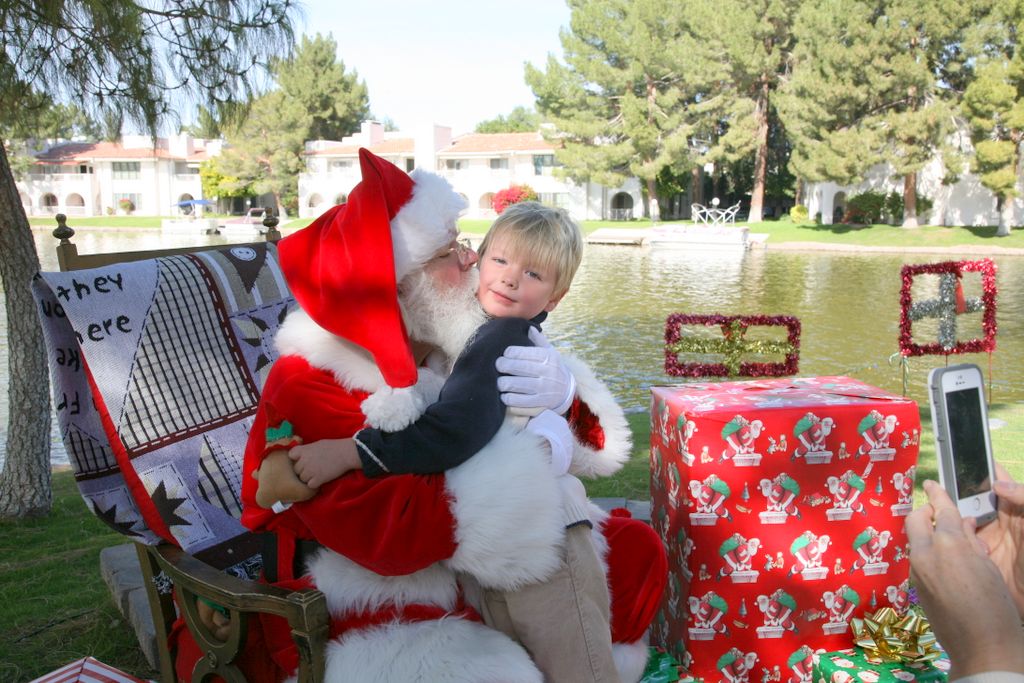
[179,149,666,683]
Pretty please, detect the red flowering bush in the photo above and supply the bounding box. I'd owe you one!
[492,184,537,213]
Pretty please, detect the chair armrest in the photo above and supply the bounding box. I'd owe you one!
[136,543,329,683]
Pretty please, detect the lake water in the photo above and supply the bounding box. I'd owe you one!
[3,227,1023,467]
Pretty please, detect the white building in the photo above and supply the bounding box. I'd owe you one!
[18,134,220,218]
[806,134,1024,226]
[298,121,642,221]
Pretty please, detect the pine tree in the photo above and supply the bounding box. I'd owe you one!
[685,0,802,223]
[0,0,297,518]
[779,0,990,227]
[273,33,369,142]
[963,1,1024,235]
[216,90,310,215]
[525,0,695,221]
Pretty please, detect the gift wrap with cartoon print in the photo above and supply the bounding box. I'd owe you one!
[813,648,948,683]
[648,377,920,683]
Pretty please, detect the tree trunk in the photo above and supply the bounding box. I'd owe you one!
[748,78,770,224]
[902,172,918,228]
[691,166,704,209]
[998,194,1013,237]
[645,177,661,222]
[794,179,804,206]
[0,142,52,519]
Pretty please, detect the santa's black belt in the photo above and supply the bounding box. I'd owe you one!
[260,533,323,583]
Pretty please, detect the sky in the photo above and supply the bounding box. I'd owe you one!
[294,0,572,135]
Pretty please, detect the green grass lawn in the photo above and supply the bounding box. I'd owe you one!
[4,403,1022,677]
[0,473,156,681]
[29,215,174,229]
[749,219,1024,249]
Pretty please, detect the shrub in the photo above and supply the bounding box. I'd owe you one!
[105,206,115,216]
[118,198,135,213]
[884,191,935,223]
[492,184,538,213]
[843,191,886,224]
[789,204,809,223]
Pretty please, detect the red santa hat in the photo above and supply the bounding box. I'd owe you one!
[278,148,467,388]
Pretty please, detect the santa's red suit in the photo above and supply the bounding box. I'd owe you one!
[239,312,664,682]
[174,149,666,683]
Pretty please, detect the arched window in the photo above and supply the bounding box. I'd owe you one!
[177,193,195,215]
[40,193,59,214]
[65,193,85,215]
[334,193,348,205]
[479,193,495,210]
[833,192,847,223]
[610,192,633,220]
[308,193,324,208]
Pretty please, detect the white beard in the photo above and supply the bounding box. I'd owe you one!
[399,267,488,364]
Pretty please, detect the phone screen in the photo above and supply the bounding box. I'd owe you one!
[946,387,991,498]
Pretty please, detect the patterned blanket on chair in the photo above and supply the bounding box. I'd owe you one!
[34,243,294,578]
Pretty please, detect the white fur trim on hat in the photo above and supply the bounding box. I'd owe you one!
[275,309,387,394]
[390,169,467,282]
[562,354,633,479]
[321,617,542,683]
[360,366,445,431]
[444,421,565,590]
[613,641,651,683]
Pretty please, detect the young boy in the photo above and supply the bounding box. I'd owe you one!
[258,201,623,682]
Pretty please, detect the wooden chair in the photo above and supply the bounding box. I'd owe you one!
[37,213,329,683]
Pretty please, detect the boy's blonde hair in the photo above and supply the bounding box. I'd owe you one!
[477,201,583,298]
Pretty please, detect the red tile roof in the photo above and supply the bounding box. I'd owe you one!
[447,132,559,154]
[306,138,415,156]
[35,141,179,161]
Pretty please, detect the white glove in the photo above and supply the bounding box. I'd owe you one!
[495,327,576,416]
[525,409,574,477]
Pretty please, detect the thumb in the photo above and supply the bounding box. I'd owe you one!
[528,326,552,348]
[994,477,1024,504]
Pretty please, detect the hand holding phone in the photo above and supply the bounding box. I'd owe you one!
[928,363,998,525]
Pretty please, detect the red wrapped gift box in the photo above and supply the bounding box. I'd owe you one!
[649,377,920,683]
[29,657,150,683]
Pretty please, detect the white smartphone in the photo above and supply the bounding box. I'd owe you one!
[928,363,998,525]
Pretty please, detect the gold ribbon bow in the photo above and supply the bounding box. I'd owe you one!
[852,607,942,664]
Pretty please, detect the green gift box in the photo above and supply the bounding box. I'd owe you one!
[814,648,948,683]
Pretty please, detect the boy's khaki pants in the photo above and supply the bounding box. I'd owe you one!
[478,524,621,683]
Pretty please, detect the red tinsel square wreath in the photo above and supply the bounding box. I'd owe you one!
[665,313,801,378]
[899,259,997,357]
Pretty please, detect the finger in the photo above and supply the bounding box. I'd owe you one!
[932,502,965,535]
[498,346,553,364]
[500,391,543,409]
[904,502,936,547]
[287,447,302,461]
[921,479,961,533]
[994,462,1015,484]
[528,327,552,348]
[497,375,540,393]
[993,471,1024,505]
[923,479,957,511]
